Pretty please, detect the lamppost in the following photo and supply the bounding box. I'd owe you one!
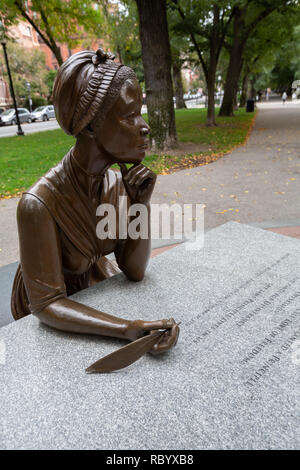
[0,20,24,136]
[25,81,32,113]
[218,75,222,91]
[217,74,223,107]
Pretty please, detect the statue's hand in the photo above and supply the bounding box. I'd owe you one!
[119,163,157,205]
[125,318,180,355]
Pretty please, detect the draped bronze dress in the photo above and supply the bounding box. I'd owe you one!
[11,149,128,320]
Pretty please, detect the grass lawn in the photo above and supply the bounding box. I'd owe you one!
[0,107,256,198]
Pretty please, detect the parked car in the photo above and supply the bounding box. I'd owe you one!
[0,108,33,126]
[0,108,5,115]
[31,105,55,122]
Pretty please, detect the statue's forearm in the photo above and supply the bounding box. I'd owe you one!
[117,237,151,281]
[116,203,151,281]
[36,298,131,339]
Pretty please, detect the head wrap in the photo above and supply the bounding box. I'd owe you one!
[53,47,137,136]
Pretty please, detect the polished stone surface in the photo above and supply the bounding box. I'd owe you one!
[0,262,18,327]
[0,222,299,449]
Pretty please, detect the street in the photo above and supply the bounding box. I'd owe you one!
[0,102,210,138]
[0,118,60,137]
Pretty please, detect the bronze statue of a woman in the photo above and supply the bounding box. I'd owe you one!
[11,48,179,355]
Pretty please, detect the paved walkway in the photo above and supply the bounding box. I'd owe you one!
[152,100,300,231]
[0,100,299,267]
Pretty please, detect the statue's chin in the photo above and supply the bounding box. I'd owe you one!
[117,152,145,165]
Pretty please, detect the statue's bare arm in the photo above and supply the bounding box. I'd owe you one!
[17,194,179,353]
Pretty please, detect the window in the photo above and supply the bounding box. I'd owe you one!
[1,109,14,117]
[0,80,5,98]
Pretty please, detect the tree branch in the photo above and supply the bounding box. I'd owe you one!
[13,1,52,51]
[244,5,275,39]
[13,0,62,64]
[170,0,208,78]
[38,5,62,64]
[218,5,236,53]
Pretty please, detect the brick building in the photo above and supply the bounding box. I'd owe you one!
[0,19,40,108]
[0,13,100,109]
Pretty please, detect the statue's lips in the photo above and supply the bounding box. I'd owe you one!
[137,143,148,151]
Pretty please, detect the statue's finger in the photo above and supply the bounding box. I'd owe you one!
[119,163,128,176]
[143,319,175,331]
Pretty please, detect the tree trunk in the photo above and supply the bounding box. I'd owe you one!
[51,43,63,66]
[234,59,244,110]
[239,69,249,107]
[206,63,217,126]
[219,8,245,117]
[233,76,239,111]
[205,5,220,126]
[219,43,243,116]
[250,77,256,100]
[233,77,241,111]
[136,0,177,150]
[233,92,238,110]
[172,61,186,109]
[116,45,123,64]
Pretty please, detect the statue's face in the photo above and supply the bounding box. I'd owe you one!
[93,78,150,164]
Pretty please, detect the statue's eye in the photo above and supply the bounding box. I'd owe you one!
[126,112,136,121]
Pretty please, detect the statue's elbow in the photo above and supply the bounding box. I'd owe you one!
[125,267,145,282]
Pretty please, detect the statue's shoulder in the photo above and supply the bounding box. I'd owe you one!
[22,154,68,202]
[17,191,51,224]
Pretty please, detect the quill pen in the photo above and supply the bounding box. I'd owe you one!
[86,322,181,374]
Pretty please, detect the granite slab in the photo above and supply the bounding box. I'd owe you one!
[0,222,299,450]
[0,262,18,327]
